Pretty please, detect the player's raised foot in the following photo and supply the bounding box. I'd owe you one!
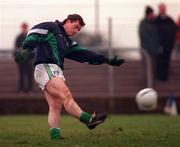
[87,112,108,130]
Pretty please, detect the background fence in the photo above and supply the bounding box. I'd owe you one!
[0,49,179,114]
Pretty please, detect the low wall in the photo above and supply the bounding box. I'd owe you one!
[0,97,179,114]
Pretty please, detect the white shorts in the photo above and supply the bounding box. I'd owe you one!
[34,64,65,90]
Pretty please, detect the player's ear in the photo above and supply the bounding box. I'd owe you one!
[66,20,71,24]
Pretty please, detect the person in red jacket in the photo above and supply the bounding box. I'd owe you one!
[175,16,180,55]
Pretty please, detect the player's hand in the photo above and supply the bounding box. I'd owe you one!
[107,56,125,66]
[15,49,30,63]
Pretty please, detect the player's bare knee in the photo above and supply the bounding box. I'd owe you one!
[61,87,72,100]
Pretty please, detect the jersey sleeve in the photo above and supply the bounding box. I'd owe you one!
[64,44,108,65]
[22,22,58,50]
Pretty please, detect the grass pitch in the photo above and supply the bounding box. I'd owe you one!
[0,114,180,147]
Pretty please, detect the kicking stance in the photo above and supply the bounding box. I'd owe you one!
[15,14,125,140]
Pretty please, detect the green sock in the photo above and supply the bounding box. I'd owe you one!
[80,112,91,124]
[50,128,61,140]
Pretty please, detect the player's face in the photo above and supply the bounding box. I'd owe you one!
[65,20,82,36]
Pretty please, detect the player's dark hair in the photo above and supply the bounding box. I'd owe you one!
[62,14,85,26]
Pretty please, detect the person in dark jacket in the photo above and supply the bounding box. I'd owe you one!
[14,22,34,93]
[15,14,125,140]
[155,3,176,81]
[139,6,159,80]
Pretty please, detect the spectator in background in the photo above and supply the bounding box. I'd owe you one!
[14,22,34,93]
[175,16,180,55]
[138,6,159,80]
[155,3,176,81]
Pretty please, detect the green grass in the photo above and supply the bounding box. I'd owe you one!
[0,115,180,147]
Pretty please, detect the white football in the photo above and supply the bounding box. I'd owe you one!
[135,88,158,111]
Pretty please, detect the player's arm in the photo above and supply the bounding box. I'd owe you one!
[15,22,57,63]
[65,45,125,66]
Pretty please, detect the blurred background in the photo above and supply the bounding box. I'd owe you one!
[0,0,179,114]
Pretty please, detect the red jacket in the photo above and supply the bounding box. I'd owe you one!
[176,17,180,42]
